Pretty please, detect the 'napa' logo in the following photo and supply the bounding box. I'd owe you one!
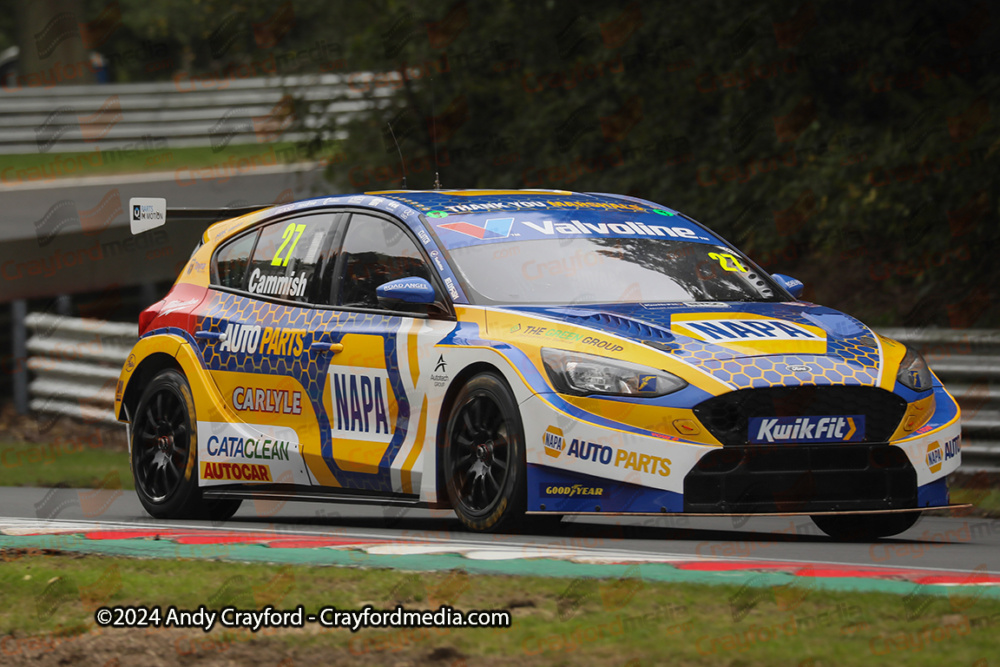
[675,318,822,342]
[438,217,514,239]
[330,367,393,442]
[750,415,864,443]
[926,441,943,473]
[543,426,564,458]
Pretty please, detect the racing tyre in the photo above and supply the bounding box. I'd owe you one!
[443,373,527,532]
[811,511,921,541]
[131,369,242,522]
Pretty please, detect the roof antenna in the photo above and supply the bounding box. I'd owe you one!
[386,120,407,189]
[430,77,442,190]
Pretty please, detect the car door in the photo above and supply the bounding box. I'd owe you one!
[316,212,454,496]
[196,211,344,489]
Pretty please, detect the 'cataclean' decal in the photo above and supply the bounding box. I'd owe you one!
[197,422,311,487]
[206,435,292,460]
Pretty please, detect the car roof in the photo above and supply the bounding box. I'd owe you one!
[201,188,719,250]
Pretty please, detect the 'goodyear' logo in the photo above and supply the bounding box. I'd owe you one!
[749,415,864,443]
[927,441,943,473]
[541,484,606,497]
[544,426,564,458]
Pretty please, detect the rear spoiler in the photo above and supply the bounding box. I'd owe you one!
[166,206,268,221]
[129,197,269,234]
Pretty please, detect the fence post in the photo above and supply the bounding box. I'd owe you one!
[55,295,72,316]
[11,299,28,414]
[140,283,157,309]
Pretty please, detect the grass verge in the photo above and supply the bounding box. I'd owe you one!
[1,551,998,666]
[0,141,340,183]
[952,486,1000,516]
[0,441,133,490]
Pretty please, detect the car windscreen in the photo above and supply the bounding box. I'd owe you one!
[447,238,784,305]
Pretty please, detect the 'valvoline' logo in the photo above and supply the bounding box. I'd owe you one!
[749,415,864,443]
[438,217,514,239]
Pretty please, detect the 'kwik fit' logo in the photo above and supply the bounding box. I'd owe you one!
[749,415,865,443]
[437,217,514,239]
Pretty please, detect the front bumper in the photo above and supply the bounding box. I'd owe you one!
[523,382,960,514]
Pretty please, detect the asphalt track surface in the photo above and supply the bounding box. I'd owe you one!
[0,165,332,242]
[1,486,997,577]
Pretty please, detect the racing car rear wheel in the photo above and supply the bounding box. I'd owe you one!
[810,511,921,541]
[443,373,527,532]
[131,369,242,522]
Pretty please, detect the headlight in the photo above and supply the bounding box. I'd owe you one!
[897,347,932,392]
[540,348,687,397]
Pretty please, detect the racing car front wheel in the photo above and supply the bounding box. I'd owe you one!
[443,372,527,532]
[810,511,921,541]
[131,369,242,522]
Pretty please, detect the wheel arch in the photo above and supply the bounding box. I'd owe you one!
[120,353,182,422]
[434,361,512,506]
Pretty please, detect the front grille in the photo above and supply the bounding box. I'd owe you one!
[683,444,917,513]
[693,386,907,446]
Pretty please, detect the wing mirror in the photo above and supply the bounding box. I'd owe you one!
[771,273,804,298]
[376,277,439,311]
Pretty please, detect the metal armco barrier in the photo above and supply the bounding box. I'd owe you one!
[25,313,136,425]
[879,328,1000,472]
[20,315,1000,470]
[0,72,395,154]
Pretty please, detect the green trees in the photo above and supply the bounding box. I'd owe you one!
[323,1,998,326]
[18,0,1000,325]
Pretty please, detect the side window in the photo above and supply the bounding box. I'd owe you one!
[247,214,339,303]
[337,214,436,309]
[213,232,258,289]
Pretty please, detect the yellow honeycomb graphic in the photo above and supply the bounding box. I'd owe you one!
[659,312,881,388]
[522,305,883,390]
[196,291,410,492]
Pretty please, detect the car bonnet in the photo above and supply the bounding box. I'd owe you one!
[499,301,891,389]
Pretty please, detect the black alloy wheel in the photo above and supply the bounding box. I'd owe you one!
[131,369,241,521]
[134,382,189,503]
[444,373,527,532]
